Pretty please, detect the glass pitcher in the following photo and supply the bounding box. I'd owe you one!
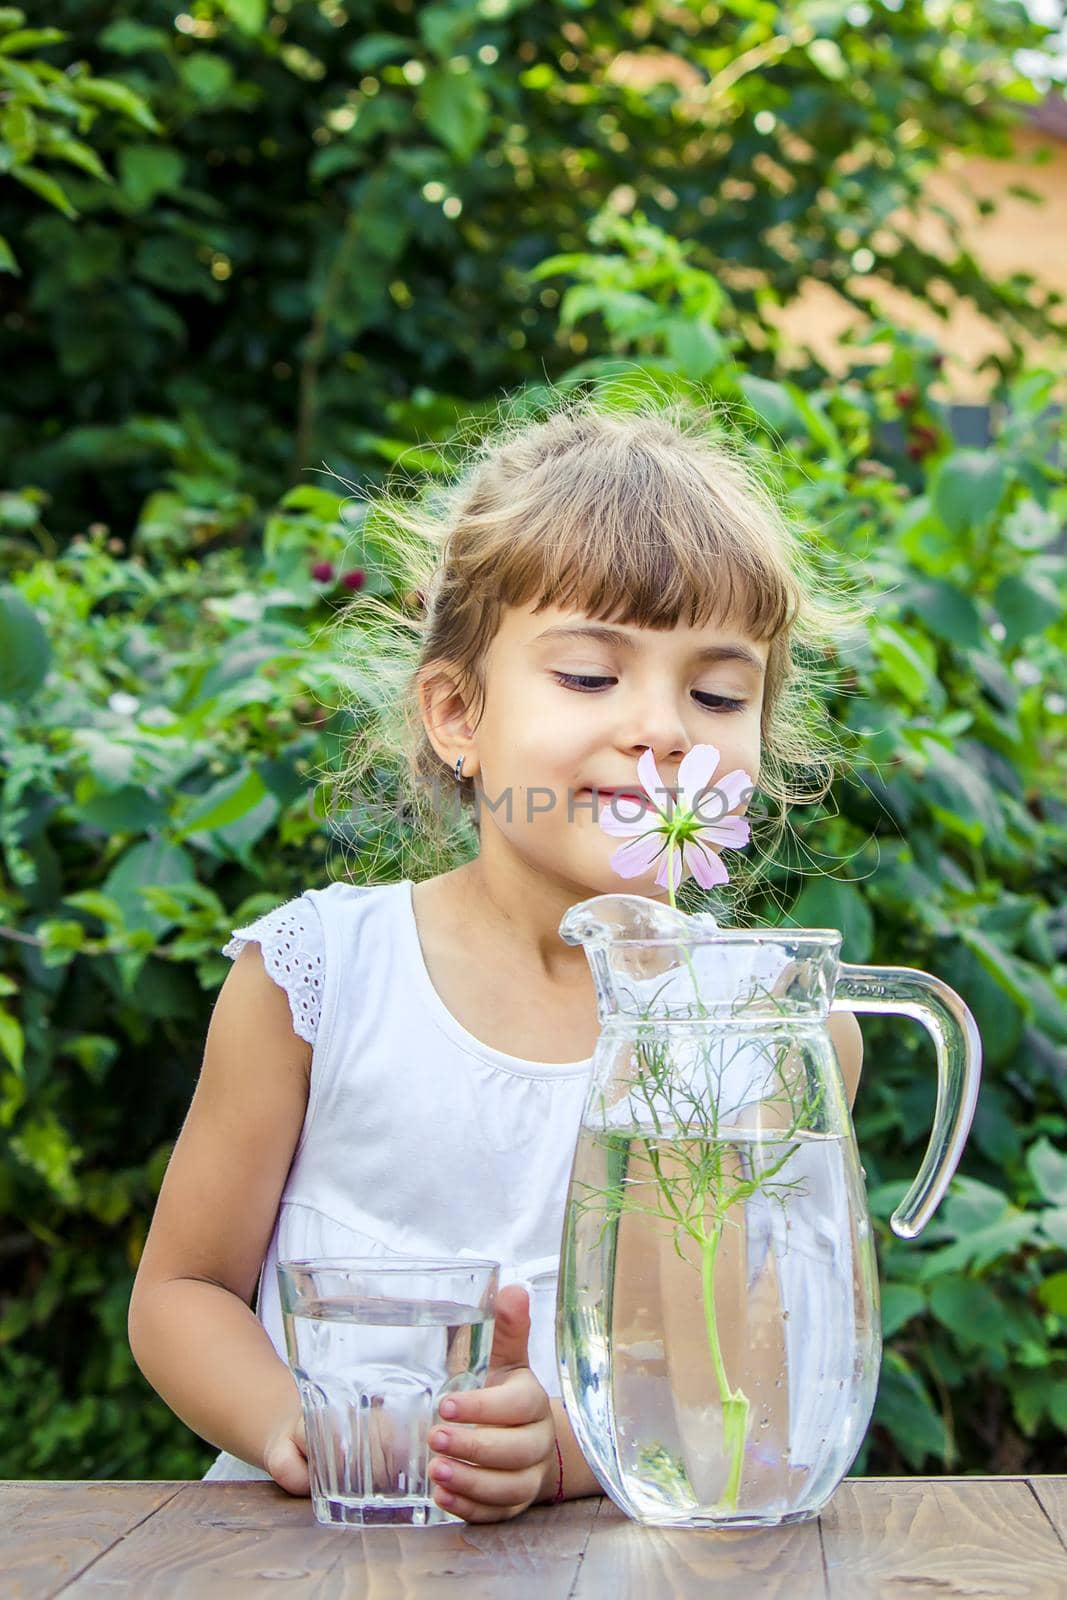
[555,894,982,1530]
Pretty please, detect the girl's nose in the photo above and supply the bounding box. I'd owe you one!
[629,723,690,767]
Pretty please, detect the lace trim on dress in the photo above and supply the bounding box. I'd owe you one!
[221,896,324,1047]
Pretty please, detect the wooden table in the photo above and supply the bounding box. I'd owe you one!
[3,1477,1066,1597]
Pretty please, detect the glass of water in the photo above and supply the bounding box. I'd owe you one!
[276,1256,499,1528]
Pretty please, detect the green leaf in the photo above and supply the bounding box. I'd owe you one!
[10,162,77,218]
[0,1007,24,1075]
[2,100,36,160]
[9,1110,82,1204]
[37,130,109,183]
[785,875,874,963]
[219,0,266,32]
[942,1177,1011,1234]
[870,620,943,709]
[76,77,162,134]
[993,570,1063,646]
[0,232,18,274]
[62,1033,119,1087]
[420,68,490,161]
[900,578,983,652]
[738,375,804,441]
[664,318,727,379]
[0,586,50,701]
[1037,1270,1067,1316]
[98,20,171,55]
[920,739,1002,846]
[928,1276,1006,1352]
[62,891,127,927]
[347,32,412,72]
[174,53,231,102]
[1050,1385,1067,1434]
[957,929,1032,1013]
[71,731,136,792]
[932,451,1007,536]
[74,784,167,834]
[881,1282,925,1339]
[174,765,269,840]
[0,27,65,53]
[118,145,186,209]
[917,1178,1038,1279]
[1029,1137,1067,1207]
[102,840,196,938]
[787,386,845,461]
[873,1350,947,1469]
[1040,1211,1067,1251]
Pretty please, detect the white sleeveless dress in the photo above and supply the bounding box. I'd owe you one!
[201,877,595,1479]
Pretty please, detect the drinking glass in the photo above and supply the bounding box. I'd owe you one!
[277,1256,499,1527]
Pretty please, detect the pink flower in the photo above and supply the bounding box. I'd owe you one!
[341,568,366,591]
[311,560,334,583]
[598,744,753,900]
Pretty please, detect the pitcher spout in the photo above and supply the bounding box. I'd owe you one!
[558,893,710,950]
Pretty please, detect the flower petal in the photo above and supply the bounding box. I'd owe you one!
[598,796,656,836]
[693,766,754,823]
[686,838,731,889]
[609,832,666,879]
[676,745,720,814]
[701,815,751,850]
[637,748,672,817]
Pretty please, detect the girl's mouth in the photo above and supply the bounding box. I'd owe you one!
[582,787,652,807]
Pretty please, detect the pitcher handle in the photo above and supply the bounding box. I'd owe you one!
[832,963,982,1240]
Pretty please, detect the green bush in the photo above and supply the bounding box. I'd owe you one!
[2,0,1062,539]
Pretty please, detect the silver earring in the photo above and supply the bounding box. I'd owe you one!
[454,754,464,783]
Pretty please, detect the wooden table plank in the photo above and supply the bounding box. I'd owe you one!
[821,1477,1067,1600]
[40,1484,602,1600]
[0,1481,184,1600]
[1029,1476,1067,1551]
[2,1479,1066,1599]
[573,1499,827,1600]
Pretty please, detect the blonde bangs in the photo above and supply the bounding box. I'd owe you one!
[450,407,802,641]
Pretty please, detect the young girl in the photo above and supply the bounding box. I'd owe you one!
[127,392,866,1523]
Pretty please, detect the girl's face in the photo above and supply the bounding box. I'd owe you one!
[441,600,769,899]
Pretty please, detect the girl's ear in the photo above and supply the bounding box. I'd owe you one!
[418,662,479,777]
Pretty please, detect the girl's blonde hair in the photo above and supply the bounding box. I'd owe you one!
[321,384,869,923]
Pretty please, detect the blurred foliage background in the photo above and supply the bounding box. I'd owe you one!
[1,0,1065,1480]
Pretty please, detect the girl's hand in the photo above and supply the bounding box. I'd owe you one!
[427,1285,557,1524]
[263,1406,310,1497]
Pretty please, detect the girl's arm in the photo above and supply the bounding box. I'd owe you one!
[127,942,312,1471]
[828,1009,864,1110]
[542,1398,604,1501]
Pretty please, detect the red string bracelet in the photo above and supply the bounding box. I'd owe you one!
[553,1436,565,1503]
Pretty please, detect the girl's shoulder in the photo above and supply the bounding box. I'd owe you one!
[222,879,408,1046]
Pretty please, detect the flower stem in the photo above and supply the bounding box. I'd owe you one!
[701,1221,749,1510]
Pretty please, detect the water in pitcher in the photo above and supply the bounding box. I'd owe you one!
[558,1127,882,1526]
[285,1294,494,1527]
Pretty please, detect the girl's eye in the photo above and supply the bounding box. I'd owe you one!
[552,672,746,712]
